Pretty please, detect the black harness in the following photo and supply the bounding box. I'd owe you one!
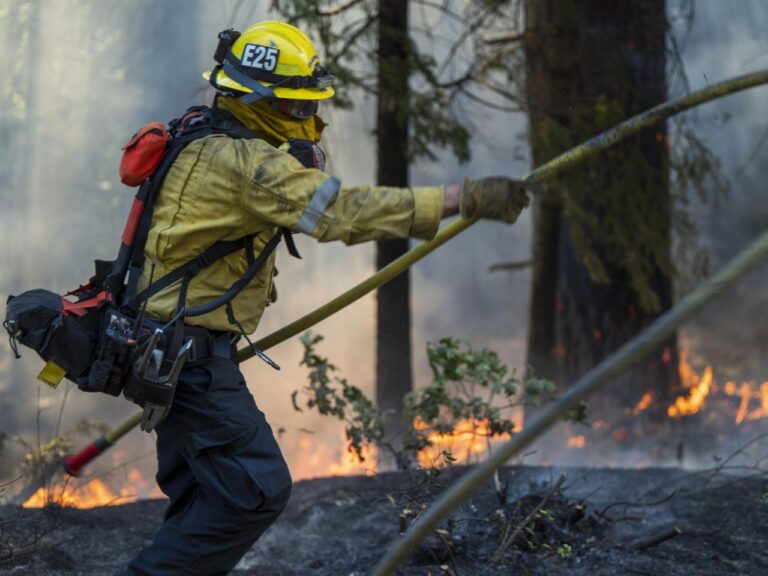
[119,105,299,319]
[4,104,310,417]
[112,106,303,369]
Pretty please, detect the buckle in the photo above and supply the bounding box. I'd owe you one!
[214,29,241,65]
[187,332,213,362]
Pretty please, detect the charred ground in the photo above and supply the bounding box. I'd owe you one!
[1,465,767,575]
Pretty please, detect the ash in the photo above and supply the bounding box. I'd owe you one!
[1,465,767,575]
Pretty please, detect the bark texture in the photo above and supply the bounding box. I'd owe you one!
[525,0,678,427]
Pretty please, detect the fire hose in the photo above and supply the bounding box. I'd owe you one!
[52,68,768,569]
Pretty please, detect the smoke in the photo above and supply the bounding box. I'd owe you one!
[674,0,768,383]
[0,0,767,492]
[0,0,276,484]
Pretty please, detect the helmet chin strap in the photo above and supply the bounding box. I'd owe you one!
[221,60,278,103]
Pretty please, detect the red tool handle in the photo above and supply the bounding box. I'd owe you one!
[64,437,111,476]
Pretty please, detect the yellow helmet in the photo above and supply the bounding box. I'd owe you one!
[203,21,335,103]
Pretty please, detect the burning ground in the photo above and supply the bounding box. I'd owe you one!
[3,340,768,574]
[2,464,768,575]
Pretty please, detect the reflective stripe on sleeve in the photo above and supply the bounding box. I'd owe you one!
[296,176,341,234]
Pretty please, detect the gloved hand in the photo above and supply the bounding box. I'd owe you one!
[460,177,537,224]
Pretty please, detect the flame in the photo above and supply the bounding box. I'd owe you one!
[677,344,696,387]
[628,392,653,416]
[287,432,376,480]
[23,478,135,509]
[667,344,715,418]
[729,380,768,424]
[665,343,768,423]
[567,435,586,449]
[415,418,514,468]
[327,445,377,477]
[668,366,713,418]
[22,417,521,506]
[287,418,520,478]
[22,461,163,509]
[733,382,752,424]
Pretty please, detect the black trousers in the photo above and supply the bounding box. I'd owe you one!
[128,357,292,575]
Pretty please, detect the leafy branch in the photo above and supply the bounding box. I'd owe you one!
[401,338,555,456]
[293,332,560,468]
[294,332,392,462]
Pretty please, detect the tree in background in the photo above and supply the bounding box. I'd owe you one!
[273,0,524,464]
[273,1,721,450]
[374,0,413,468]
[525,1,676,423]
[519,1,723,439]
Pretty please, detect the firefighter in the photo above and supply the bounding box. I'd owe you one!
[125,20,530,575]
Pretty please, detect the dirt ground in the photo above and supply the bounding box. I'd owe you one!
[1,465,767,575]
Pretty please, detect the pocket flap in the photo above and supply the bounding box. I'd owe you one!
[183,424,253,458]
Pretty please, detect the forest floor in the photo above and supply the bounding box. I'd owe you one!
[1,465,767,575]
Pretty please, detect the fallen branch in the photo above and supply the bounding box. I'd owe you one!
[606,514,643,523]
[630,526,682,551]
[598,490,678,519]
[492,473,566,562]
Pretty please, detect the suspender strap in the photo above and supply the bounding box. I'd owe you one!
[117,105,301,316]
[124,115,261,301]
[179,230,283,319]
[134,235,256,306]
[122,128,216,309]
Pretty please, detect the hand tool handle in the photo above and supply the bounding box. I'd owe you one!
[63,411,144,476]
[63,437,111,476]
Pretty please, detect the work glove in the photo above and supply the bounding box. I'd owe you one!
[460,177,537,224]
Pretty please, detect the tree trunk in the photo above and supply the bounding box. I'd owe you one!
[376,0,412,468]
[525,0,678,437]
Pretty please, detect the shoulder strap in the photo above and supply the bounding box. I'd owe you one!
[175,229,284,319]
[134,235,254,305]
[118,104,303,316]
[120,105,267,311]
[121,127,216,310]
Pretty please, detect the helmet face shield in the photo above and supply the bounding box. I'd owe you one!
[273,98,319,120]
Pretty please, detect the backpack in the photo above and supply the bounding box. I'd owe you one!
[3,105,312,430]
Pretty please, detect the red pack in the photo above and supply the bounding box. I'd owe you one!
[119,121,168,187]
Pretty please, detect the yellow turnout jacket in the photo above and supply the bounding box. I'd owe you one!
[137,135,444,333]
